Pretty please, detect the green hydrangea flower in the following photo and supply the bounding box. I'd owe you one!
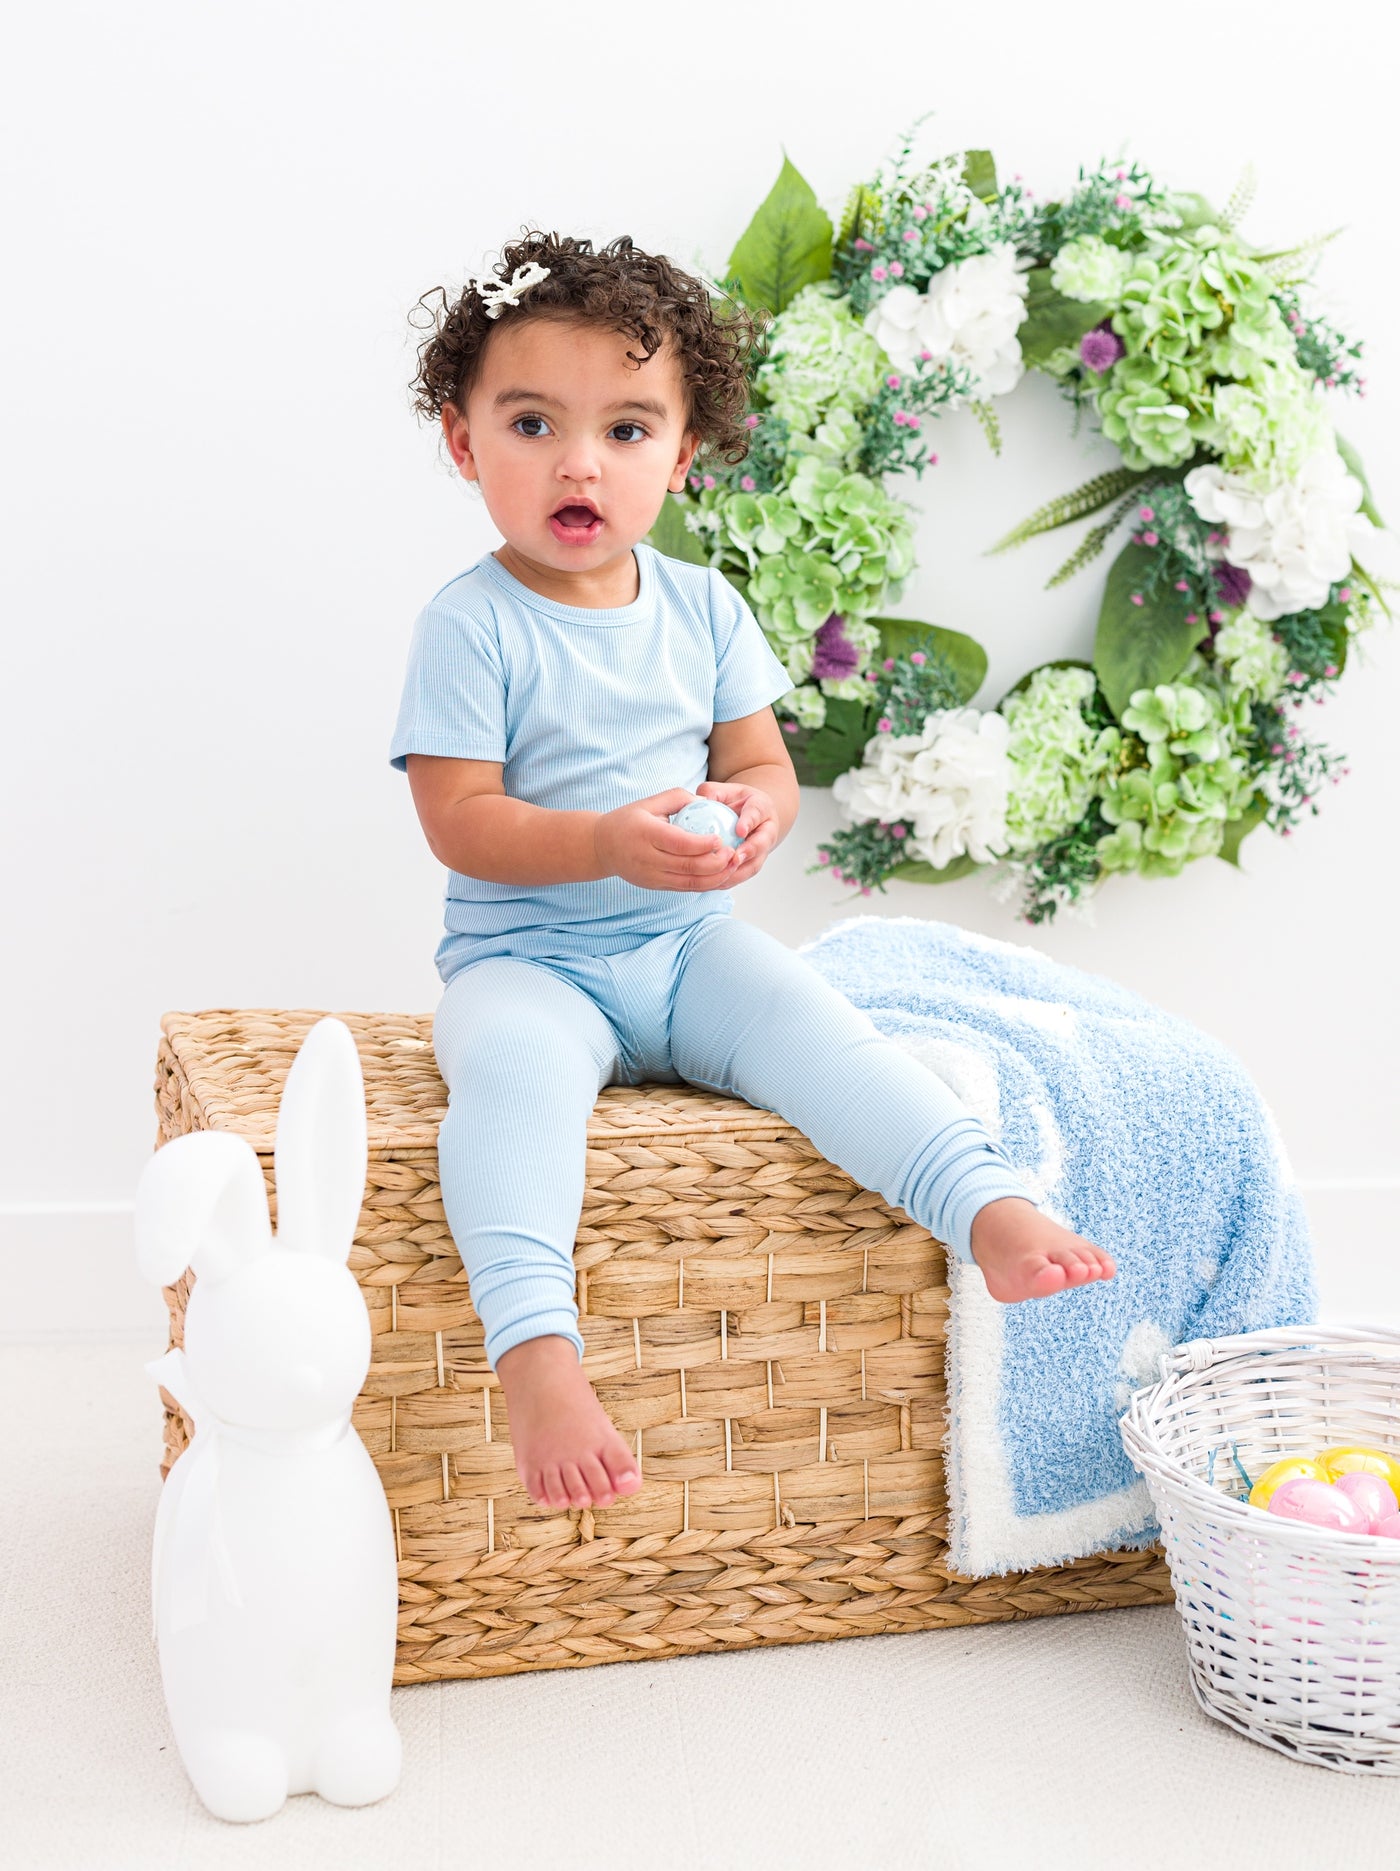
[1204,364,1333,478]
[1097,354,1203,469]
[784,683,828,730]
[1212,614,1289,701]
[755,282,887,436]
[1050,235,1134,306]
[1001,666,1121,853]
[788,402,865,469]
[1096,667,1255,877]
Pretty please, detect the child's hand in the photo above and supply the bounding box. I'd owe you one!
[594,788,740,893]
[695,781,778,886]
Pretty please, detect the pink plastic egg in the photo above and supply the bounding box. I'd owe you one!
[1370,1514,1400,1541]
[1267,1477,1370,1532]
[1333,1470,1399,1529]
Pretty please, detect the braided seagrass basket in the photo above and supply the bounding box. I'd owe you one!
[152,1007,1173,1683]
[1122,1324,1400,1773]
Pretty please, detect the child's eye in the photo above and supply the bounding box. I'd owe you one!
[609,421,648,443]
[511,414,551,438]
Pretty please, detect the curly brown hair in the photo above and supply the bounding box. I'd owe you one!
[408,231,758,465]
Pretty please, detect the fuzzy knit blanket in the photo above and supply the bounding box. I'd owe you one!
[798,914,1317,1577]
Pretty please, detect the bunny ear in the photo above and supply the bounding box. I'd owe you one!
[272,1017,368,1263]
[134,1130,273,1289]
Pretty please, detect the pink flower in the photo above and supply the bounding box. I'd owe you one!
[1186,613,1198,625]
[907,414,921,430]
[1209,609,1223,624]
[1338,585,1353,601]
[854,237,873,251]
[910,651,926,665]
[702,474,715,489]
[891,824,907,838]
[744,413,761,429]
[927,451,939,465]
[883,657,895,670]
[866,670,879,682]
[861,886,872,896]
[912,205,928,220]
[818,850,831,863]
[888,261,904,277]
[903,229,919,243]
[1130,593,1144,607]
[892,411,906,427]
[871,265,888,282]
[1115,168,1127,181]
[1142,530,1158,546]
[739,475,756,492]
[1139,506,1154,521]
[919,348,932,361]
[1114,193,1131,209]
[782,721,798,735]
[1324,663,1338,677]
[877,717,892,732]
[1175,579,1189,591]
[886,374,901,389]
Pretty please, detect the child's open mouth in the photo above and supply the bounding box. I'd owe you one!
[549,503,603,545]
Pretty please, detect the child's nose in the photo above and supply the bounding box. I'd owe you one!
[555,441,602,482]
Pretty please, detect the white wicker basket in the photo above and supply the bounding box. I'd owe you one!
[1121,1322,1400,1774]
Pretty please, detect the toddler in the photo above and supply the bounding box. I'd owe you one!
[391,232,1115,1517]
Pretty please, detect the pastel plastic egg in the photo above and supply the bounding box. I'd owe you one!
[1332,1469,1399,1529]
[1369,1514,1400,1541]
[1266,1477,1370,1533]
[1316,1445,1400,1499]
[668,798,744,849]
[1248,1455,1329,1510]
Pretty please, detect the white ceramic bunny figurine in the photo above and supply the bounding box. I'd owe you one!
[136,1015,401,1823]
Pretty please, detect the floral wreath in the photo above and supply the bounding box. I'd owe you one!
[650,130,1388,923]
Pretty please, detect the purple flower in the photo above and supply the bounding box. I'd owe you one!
[1212,562,1252,609]
[809,613,861,682]
[1079,323,1125,374]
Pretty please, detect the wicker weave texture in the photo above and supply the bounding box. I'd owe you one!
[153,1007,1172,1682]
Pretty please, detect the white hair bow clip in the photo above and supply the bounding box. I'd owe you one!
[469,260,551,319]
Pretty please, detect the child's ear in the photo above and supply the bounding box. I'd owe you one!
[442,402,478,481]
[668,430,700,493]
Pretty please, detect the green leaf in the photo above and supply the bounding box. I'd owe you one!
[970,399,1001,454]
[726,155,833,316]
[1018,268,1112,370]
[988,465,1150,555]
[1093,543,1207,721]
[1335,432,1384,526]
[871,617,988,705]
[1045,492,1142,588]
[961,149,998,203]
[1219,793,1269,868]
[647,493,710,566]
[787,696,874,788]
[889,853,983,884]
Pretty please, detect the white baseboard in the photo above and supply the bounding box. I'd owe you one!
[2,1183,1397,1343]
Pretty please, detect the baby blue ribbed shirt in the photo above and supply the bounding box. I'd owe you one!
[389,543,794,982]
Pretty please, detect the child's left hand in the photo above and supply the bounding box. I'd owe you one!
[695,781,778,885]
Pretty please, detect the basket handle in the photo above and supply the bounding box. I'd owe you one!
[1164,1319,1400,1376]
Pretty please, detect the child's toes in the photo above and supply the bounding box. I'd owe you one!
[606,1451,642,1497]
[560,1462,592,1509]
[1026,1257,1069,1298]
[578,1454,616,1505]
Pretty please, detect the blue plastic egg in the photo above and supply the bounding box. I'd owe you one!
[668,798,744,848]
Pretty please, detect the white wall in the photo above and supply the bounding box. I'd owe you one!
[5,0,1397,1337]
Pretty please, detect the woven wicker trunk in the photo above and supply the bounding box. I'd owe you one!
[151,1007,1172,1683]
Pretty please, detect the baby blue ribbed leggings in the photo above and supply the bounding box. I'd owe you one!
[432,913,1033,1371]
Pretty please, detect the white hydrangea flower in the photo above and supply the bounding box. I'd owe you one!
[863,245,1030,398]
[832,707,1011,870]
[1185,447,1374,621]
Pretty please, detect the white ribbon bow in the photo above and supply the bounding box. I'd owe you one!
[147,1347,352,1638]
[468,259,551,318]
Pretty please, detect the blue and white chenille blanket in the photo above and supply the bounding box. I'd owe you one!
[798,914,1317,1578]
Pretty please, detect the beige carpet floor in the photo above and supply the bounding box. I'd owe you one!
[5,1335,1400,1871]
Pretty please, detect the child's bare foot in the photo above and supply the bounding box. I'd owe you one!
[494,1334,643,1511]
[968,1196,1117,1302]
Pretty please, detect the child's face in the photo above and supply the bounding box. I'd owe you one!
[445,316,699,573]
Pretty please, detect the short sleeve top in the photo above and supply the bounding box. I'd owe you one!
[389,543,794,980]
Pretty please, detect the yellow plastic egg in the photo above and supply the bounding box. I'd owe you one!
[1317,1445,1400,1497]
[1248,1455,1329,1509]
